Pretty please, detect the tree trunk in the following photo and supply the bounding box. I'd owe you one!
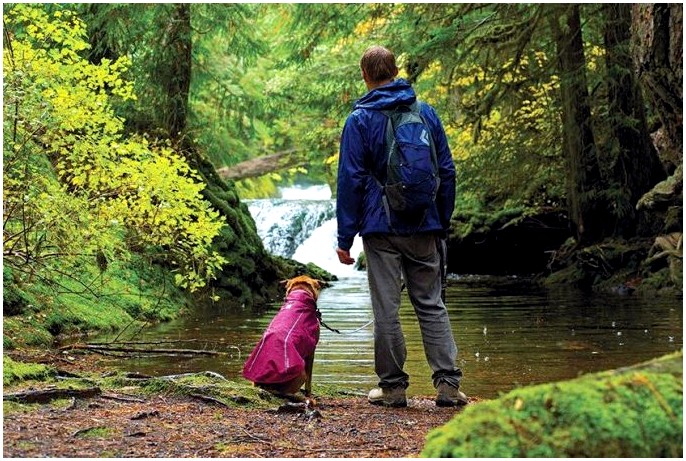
[603,3,666,237]
[80,4,333,306]
[162,3,192,140]
[631,4,683,167]
[4,387,102,404]
[216,149,303,180]
[548,4,608,245]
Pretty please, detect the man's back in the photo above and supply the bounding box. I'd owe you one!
[336,78,456,250]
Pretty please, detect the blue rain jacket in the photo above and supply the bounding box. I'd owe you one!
[336,79,456,251]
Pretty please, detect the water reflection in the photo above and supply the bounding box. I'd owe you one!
[85,276,682,399]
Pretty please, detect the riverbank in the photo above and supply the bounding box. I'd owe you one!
[4,349,682,457]
[2,350,471,458]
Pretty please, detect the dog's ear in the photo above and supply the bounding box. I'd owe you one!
[316,279,331,288]
[279,279,288,286]
[308,279,321,292]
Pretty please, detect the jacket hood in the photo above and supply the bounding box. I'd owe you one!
[283,289,317,310]
[354,78,416,111]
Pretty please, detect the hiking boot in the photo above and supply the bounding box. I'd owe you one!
[368,386,407,407]
[436,382,469,407]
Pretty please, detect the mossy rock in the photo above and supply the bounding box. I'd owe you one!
[448,207,570,275]
[3,356,54,386]
[422,352,683,458]
[3,267,37,317]
[187,149,335,307]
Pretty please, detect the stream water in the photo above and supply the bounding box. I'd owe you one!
[87,186,683,399]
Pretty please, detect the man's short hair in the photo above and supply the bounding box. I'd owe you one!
[360,46,398,83]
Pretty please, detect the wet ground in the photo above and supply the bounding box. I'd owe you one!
[4,393,465,458]
[3,351,473,458]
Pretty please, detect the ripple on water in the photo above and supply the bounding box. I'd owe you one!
[84,276,683,399]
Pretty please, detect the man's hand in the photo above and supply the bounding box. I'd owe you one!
[336,247,355,265]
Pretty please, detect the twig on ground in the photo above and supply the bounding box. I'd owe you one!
[101,393,146,403]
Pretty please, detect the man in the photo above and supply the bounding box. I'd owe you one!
[335,45,467,407]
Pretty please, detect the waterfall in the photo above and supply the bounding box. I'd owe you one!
[246,185,365,278]
[248,185,373,390]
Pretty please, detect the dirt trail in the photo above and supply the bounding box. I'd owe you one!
[3,352,470,457]
[4,393,465,458]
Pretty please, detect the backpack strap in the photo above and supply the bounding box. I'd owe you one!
[382,101,438,171]
[375,100,439,234]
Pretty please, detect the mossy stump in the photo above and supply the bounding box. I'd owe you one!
[422,352,683,457]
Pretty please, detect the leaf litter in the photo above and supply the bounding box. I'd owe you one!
[3,351,473,458]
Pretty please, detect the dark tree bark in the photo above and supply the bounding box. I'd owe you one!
[632,4,683,167]
[548,4,608,245]
[4,387,102,404]
[161,3,192,140]
[603,3,666,237]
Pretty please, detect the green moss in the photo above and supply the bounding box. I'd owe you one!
[3,255,187,349]
[135,373,277,409]
[3,267,38,316]
[3,401,42,415]
[187,151,338,307]
[640,266,683,296]
[3,356,54,385]
[235,176,279,199]
[422,352,683,458]
[451,206,526,241]
[74,426,114,438]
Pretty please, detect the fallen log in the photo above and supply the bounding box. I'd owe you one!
[189,393,231,408]
[63,343,222,356]
[158,371,230,381]
[4,386,101,404]
[422,352,683,458]
[101,393,146,403]
[216,149,303,180]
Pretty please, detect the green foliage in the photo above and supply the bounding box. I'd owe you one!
[3,267,37,316]
[449,55,566,210]
[3,252,186,349]
[450,189,557,245]
[3,357,54,386]
[3,3,675,350]
[188,3,366,189]
[422,353,683,457]
[234,176,280,200]
[3,4,226,293]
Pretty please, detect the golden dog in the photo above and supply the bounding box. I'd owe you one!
[242,275,323,400]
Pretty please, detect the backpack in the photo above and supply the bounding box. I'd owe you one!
[377,101,440,226]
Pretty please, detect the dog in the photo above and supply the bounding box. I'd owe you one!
[242,275,323,400]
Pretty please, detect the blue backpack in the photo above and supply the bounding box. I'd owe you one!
[377,101,439,227]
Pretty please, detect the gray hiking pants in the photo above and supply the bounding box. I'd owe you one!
[362,233,463,390]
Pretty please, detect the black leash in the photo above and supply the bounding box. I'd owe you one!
[316,308,341,334]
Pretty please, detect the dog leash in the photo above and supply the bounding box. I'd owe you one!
[316,308,341,334]
[317,308,375,335]
[342,319,374,334]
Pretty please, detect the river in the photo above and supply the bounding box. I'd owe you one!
[87,185,683,399]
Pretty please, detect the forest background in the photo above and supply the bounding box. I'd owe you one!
[2,3,682,350]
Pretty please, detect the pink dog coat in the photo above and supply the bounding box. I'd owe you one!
[242,289,320,384]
